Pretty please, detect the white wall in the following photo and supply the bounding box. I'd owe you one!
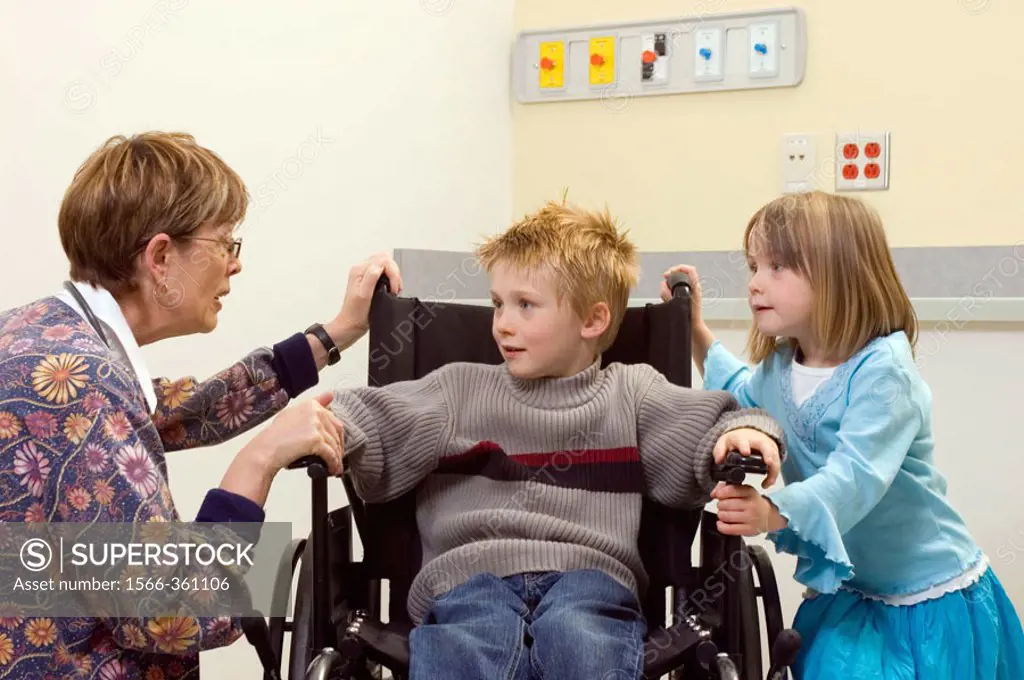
[0,1,514,675]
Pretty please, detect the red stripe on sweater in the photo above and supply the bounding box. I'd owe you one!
[446,440,640,467]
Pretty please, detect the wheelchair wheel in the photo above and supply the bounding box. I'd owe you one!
[746,544,785,650]
[736,551,763,680]
[289,540,316,679]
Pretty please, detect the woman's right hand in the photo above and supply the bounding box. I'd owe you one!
[221,393,344,506]
[249,392,344,476]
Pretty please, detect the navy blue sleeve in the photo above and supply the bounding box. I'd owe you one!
[196,488,266,523]
[271,332,319,398]
[196,489,266,545]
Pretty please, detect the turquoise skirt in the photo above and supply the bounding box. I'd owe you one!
[792,567,1024,679]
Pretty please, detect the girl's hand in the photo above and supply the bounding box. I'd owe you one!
[660,265,716,371]
[711,484,788,536]
[713,427,781,488]
[660,264,704,327]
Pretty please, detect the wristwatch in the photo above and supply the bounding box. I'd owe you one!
[305,323,341,366]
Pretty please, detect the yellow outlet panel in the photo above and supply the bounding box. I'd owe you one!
[589,36,616,86]
[538,41,565,89]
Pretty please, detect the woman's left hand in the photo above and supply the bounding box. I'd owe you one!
[325,252,403,351]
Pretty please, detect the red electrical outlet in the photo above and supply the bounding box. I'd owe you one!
[835,132,889,191]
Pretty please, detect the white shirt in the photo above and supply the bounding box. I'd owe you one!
[56,281,159,414]
[790,359,836,407]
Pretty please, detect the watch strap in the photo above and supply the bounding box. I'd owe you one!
[305,323,341,366]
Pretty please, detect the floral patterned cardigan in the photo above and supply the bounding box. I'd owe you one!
[0,296,320,679]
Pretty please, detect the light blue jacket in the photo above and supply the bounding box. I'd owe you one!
[704,331,983,598]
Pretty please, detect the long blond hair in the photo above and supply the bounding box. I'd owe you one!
[743,191,917,364]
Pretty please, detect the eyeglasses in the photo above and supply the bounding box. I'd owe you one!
[185,236,243,259]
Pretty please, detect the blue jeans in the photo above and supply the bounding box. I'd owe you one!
[408,569,646,680]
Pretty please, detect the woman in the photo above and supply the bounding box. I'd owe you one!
[0,132,403,679]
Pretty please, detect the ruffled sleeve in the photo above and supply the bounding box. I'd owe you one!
[764,343,925,594]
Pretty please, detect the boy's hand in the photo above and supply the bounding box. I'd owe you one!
[711,484,788,536]
[713,427,781,487]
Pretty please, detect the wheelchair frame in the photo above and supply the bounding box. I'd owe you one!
[244,275,800,680]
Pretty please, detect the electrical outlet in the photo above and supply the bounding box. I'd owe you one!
[835,132,890,191]
[781,134,817,193]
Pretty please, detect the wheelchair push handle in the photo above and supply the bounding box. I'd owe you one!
[286,455,331,479]
[711,450,769,486]
[667,270,693,299]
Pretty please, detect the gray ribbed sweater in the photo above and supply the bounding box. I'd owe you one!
[332,359,784,624]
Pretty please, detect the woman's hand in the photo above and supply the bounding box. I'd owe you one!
[250,392,345,475]
[324,252,404,353]
[220,393,345,506]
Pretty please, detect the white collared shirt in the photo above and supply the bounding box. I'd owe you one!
[56,281,159,414]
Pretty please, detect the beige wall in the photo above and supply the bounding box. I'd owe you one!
[513,0,1024,623]
[513,0,1024,250]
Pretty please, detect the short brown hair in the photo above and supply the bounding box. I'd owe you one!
[58,132,248,292]
[475,200,639,352]
[743,191,917,363]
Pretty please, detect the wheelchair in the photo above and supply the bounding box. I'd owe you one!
[243,272,801,680]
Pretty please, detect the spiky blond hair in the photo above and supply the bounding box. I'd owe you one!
[475,199,639,352]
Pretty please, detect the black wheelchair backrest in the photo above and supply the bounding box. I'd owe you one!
[346,280,700,626]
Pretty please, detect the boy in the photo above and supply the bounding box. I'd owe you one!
[331,200,785,679]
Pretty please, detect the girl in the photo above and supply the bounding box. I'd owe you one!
[660,191,1024,679]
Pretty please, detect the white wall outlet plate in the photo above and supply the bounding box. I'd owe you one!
[749,21,779,78]
[781,134,818,193]
[694,27,724,82]
[835,132,890,191]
